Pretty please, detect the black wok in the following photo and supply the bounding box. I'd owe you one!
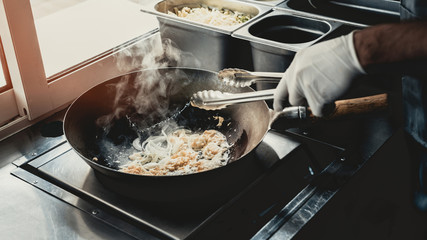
[64,67,272,205]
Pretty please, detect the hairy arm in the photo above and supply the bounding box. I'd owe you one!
[354,20,427,74]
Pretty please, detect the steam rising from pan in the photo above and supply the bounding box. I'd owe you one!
[91,35,206,168]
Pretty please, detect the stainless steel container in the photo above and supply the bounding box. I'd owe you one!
[236,0,286,7]
[232,9,340,90]
[141,0,270,71]
[277,0,400,27]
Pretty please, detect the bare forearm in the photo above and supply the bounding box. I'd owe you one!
[354,20,427,74]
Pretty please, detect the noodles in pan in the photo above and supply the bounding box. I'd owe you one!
[120,128,231,176]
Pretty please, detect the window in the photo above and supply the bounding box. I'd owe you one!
[0,55,4,88]
[0,34,19,128]
[0,36,11,91]
[0,0,159,139]
[31,0,158,79]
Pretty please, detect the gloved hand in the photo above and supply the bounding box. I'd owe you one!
[273,31,366,117]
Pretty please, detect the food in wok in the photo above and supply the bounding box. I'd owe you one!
[121,128,231,176]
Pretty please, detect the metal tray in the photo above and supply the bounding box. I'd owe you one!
[232,9,340,84]
[234,10,339,50]
[236,0,286,7]
[140,0,271,71]
[141,0,271,34]
[277,0,400,27]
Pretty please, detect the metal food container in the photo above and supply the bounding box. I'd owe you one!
[141,0,270,71]
[277,0,400,27]
[232,9,340,90]
[236,0,287,7]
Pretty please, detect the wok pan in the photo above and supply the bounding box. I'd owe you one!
[64,67,387,205]
[64,67,272,205]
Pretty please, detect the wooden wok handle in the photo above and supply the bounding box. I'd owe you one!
[270,93,388,131]
[308,93,388,120]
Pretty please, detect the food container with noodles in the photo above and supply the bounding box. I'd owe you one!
[141,0,270,71]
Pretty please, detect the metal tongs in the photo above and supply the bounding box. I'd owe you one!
[191,68,389,127]
[191,89,389,129]
[191,89,275,110]
[218,68,282,87]
[191,68,281,110]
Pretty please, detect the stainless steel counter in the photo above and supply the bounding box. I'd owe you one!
[6,123,318,239]
[0,155,144,240]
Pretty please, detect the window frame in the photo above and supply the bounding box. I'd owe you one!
[1,0,51,120]
[0,0,159,140]
[0,36,12,92]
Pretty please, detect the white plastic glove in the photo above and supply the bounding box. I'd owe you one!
[273,31,366,117]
